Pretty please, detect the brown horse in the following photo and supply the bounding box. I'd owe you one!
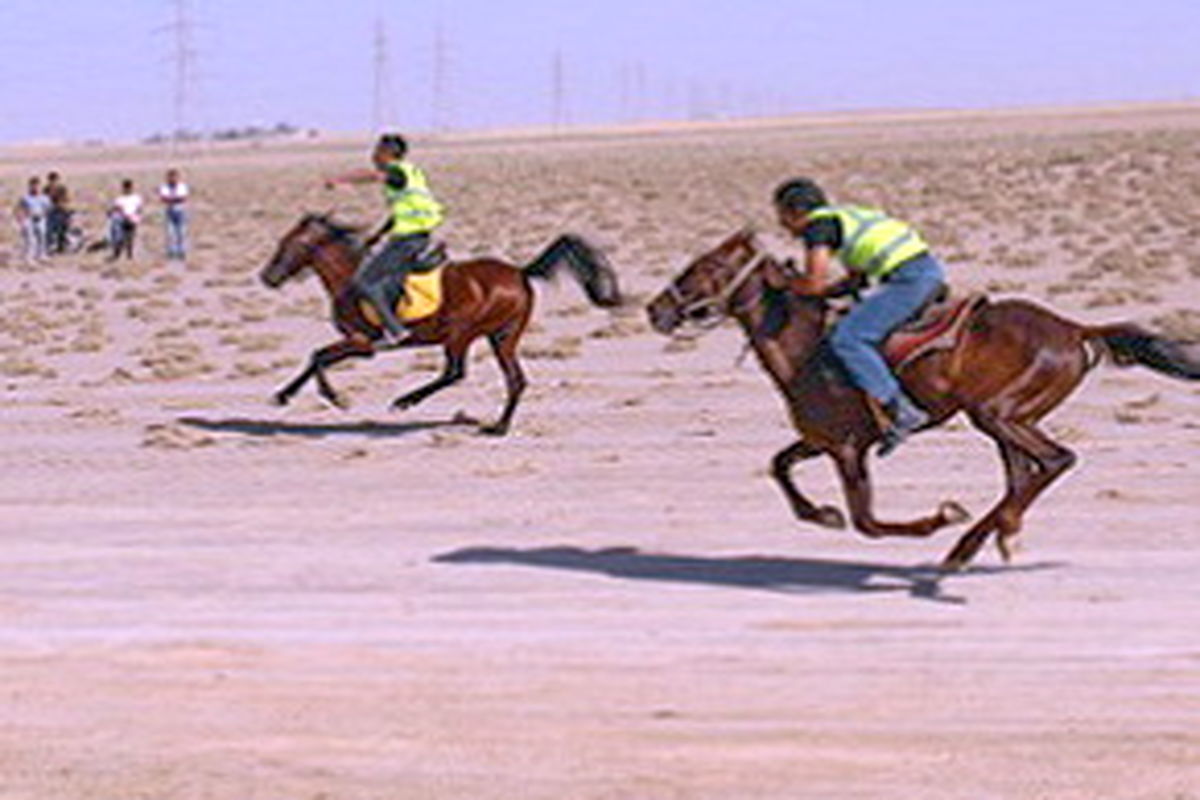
[260,214,621,435]
[647,230,1200,569]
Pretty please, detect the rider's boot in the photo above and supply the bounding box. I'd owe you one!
[362,282,409,344]
[878,392,930,457]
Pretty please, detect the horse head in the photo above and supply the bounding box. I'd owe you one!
[260,213,360,288]
[646,227,783,334]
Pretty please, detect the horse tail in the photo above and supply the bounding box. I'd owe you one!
[1084,324,1200,380]
[523,234,623,308]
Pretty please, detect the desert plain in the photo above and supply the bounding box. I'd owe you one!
[1,103,1198,799]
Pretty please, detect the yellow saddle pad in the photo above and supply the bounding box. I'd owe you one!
[360,267,445,327]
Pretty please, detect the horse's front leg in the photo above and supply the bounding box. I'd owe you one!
[275,338,375,408]
[772,439,846,529]
[831,444,969,540]
[391,339,468,412]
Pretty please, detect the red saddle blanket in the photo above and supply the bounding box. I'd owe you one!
[883,293,988,369]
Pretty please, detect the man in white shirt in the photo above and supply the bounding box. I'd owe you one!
[13,176,51,263]
[158,168,189,260]
[109,178,143,260]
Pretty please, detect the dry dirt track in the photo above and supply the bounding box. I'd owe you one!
[1,105,1198,799]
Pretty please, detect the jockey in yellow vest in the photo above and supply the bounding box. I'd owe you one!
[774,177,945,456]
[325,132,445,342]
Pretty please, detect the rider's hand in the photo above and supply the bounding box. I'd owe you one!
[789,276,824,296]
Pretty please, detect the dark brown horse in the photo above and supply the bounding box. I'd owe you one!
[647,230,1200,569]
[260,214,621,435]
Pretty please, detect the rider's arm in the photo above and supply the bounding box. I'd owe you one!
[324,168,381,188]
[785,214,843,295]
[789,245,833,295]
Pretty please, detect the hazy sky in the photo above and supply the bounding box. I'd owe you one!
[1,0,1197,143]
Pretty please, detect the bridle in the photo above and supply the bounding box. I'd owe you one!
[665,250,768,332]
[274,217,361,280]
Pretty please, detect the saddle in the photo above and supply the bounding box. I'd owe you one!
[358,240,450,327]
[883,291,987,370]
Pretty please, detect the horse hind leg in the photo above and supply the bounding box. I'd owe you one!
[942,413,1076,571]
[771,440,846,529]
[992,439,1037,562]
[479,323,527,436]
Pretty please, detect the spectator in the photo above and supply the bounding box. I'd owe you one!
[44,171,71,254]
[13,176,51,264]
[108,178,144,260]
[158,167,189,260]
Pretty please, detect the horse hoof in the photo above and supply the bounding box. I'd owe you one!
[996,534,1022,563]
[477,423,509,437]
[813,505,847,529]
[939,555,968,573]
[273,394,290,407]
[391,398,414,412]
[938,501,971,525]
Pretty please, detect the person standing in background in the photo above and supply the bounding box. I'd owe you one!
[158,168,189,261]
[44,171,71,254]
[13,176,51,264]
[108,178,144,260]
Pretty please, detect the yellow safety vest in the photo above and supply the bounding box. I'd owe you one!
[385,162,445,237]
[806,205,929,279]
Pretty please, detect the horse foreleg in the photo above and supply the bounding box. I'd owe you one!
[478,327,528,436]
[832,445,969,539]
[771,440,846,529]
[275,338,375,408]
[942,415,1076,571]
[391,343,467,412]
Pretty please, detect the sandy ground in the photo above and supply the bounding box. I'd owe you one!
[1,104,1198,799]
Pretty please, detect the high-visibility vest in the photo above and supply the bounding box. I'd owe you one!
[806,205,929,279]
[385,162,444,237]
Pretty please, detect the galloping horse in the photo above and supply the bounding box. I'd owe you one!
[261,214,621,435]
[647,230,1200,569]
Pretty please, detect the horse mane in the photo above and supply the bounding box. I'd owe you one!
[303,213,365,248]
[757,254,826,338]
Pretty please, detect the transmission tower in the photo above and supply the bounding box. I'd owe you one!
[163,0,198,147]
[372,17,396,131]
[431,23,452,131]
[551,50,567,128]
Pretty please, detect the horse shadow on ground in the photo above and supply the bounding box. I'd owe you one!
[433,545,1063,604]
[178,413,479,439]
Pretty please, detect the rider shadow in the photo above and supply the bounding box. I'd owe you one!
[178,413,478,440]
[433,545,1062,605]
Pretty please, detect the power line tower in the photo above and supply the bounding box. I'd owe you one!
[551,50,567,129]
[431,23,452,131]
[162,0,198,149]
[371,17,395,132]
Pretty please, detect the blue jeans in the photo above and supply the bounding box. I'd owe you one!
[165,206,187,259]
[829,253,945,405]
[20,216,48,261]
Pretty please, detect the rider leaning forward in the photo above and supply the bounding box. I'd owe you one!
[325,132,445,342]
[773,177,943,456]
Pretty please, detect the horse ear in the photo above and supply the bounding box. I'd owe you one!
[719,225,756,252]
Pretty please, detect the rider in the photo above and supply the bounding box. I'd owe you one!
[325,132,445,341]
[773,177,944,456]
